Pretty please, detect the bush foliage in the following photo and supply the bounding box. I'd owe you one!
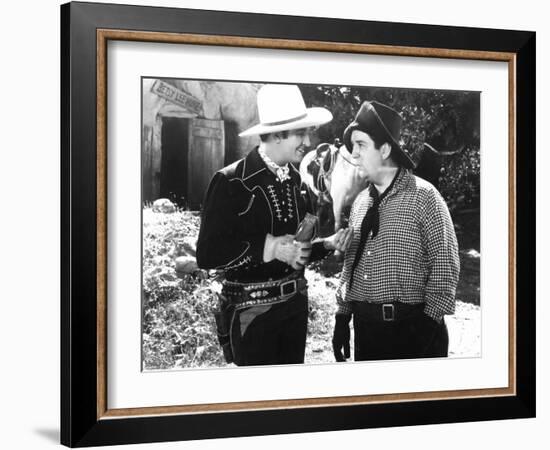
[142,209,225,369]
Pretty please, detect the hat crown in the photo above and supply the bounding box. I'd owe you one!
[239,84,332,137]
[257,84,307,125]
[360,101,402,142]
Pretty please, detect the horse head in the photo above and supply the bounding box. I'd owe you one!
[300,141,368,234]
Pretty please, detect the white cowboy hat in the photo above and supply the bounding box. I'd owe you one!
[239,84,333,137]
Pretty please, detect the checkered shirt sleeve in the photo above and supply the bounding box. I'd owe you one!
[336,171,460,321]
[418,185,460,319]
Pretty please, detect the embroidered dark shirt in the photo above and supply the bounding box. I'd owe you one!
[196,147,328,282]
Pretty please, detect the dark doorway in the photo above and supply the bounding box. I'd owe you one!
[160,117,189,207]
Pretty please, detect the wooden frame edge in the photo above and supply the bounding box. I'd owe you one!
[95,28,518,420]
[508,56,517,395]
[97,28,108,419]
[98,29,515,61]
[100,387,515,419]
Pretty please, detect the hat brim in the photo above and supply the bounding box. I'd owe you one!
[239,107,333,137]
[343,121,416,170]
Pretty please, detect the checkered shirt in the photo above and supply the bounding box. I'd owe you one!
[336,169,460,321]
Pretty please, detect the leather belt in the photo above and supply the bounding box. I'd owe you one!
[352,301,425,322]
[222,272,307,309]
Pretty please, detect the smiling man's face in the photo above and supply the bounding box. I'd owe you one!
[277,127,315,165]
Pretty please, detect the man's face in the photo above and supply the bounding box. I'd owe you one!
[350,130,384,182]
[278,127,314,165]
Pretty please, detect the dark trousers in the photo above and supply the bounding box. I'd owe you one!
[230,293,308,366]
[353,302,449,361]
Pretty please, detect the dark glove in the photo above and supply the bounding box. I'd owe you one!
[417,313,443,355]
[332,314,352,362]
[419,313,441,333]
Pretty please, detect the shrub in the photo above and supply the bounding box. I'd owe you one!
[142,208,225,369]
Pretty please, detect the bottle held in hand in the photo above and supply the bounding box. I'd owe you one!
[294,213,318,242]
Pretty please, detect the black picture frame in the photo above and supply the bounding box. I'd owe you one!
[61,1,535,447]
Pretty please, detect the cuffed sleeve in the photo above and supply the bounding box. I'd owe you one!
[336,302,353,316]
[335,286,353,315]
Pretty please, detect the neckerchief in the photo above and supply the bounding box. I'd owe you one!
[258,146,291,182]
[349,168,401,288]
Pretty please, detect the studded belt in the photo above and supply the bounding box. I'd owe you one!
[222,272,307,309]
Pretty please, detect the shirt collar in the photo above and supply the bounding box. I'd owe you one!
[375,168,412,204]
[242,147,301,186]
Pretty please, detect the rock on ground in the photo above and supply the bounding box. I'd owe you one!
[152,198,176,213]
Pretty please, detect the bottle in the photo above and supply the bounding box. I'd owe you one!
[294,213,318,242]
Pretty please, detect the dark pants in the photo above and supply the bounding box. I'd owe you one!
[230,293,308,366]
[353,302,449,361]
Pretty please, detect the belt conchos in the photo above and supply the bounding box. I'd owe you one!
[222,276,307,309]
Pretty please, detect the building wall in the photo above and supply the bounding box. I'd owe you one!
[142,79,262,202]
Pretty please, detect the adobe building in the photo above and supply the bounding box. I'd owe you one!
[142,79,261,209]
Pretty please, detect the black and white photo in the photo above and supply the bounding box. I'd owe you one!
[141,78,481,370]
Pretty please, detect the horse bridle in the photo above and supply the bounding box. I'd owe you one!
[316,145,358,201]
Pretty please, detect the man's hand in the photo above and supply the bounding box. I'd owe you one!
[264,234,311,270]
[332,314,352,362]
[324,228,353,252]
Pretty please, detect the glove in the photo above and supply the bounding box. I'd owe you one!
[417,312,442,352]
[332,313,352,362]
[420,312,442,327]
[264,234,311,270]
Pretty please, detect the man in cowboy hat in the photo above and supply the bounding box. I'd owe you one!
[332,100,460,362]
[197,84,352,366]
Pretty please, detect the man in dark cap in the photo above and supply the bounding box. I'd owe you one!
[332,101,460,362]
[197,84,352,366]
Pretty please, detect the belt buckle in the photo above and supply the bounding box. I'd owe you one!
[280,279,297,297]
[382,304,395,321]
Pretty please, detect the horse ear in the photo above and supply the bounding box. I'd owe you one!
[322,148,333,173]
[316,142,330,157]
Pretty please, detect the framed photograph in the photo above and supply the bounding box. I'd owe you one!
[61,1,535,447]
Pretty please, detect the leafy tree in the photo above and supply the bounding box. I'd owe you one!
[300,84,480,212]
